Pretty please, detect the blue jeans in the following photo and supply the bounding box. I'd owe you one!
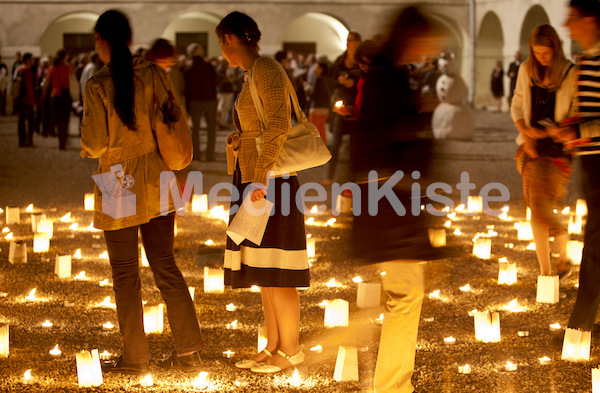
[568,154,600,330]
[104,213,203,363]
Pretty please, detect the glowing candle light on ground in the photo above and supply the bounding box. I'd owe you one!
[503,298,526,312]
[459,284,471,292]
[99,350,111,361]
[576,199,587,216]
[549,323,562,332]
[60,212,72,222]
[49,344,62,356]
[140,374,153,387]
[33,234,50,253]
[25,288,36,301]
[458,364,471,374]
[326,218,336,227]
[222,350,235,358]
[99,251,109,259]
[305,217,315,225]
[444,220,451,228]
[562,207,570,215]
[504,361,517,371]
[324,299,349,327]
[76,349,103,387]
[99,279,110,287]
[310,205,319,214]
[225,303,237,312]
[352,276,363,283]
[73,249,82,259]
[448,212,457,220]
[99,296,116,308]
[22,369,33,384]
[375,313,384,325]
[226,320,238,329]
[526,242,536,250]
[25,204,33,213]
[102,322,114,330]
[0,325,8,358]
[192,371,209,390]
[290,368,302,387]
[538,356,551,365]
[444,337,456,345]
[191,194,209,214]
[204,239,214,246]
[42,320,53,328]
[325,278,341,288]
[250,285,260,292]
[310,345,323,353]
[428,289,441,299]
[73,271,86,281]
[517,330,529,337]
[454,228,462,236]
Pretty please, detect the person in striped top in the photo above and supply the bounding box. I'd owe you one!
[553,0,600,350]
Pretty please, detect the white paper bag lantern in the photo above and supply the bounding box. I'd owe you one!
[568,215,583,235]
[258,324,268,352]
[8,241,27,264]
[334,194,353,215]
[143,304,164,334]
[473,311,501,343]
[5,206,20,225]
[567,240,584,265]
[36,219,53,238]
[473,238,491,259]
[33,234,50,253]
[333,346,359,382]
[498,261,517,285]
[31,213,46,232]
[356,283,381,309]
[76,349,103,387]
[84,193,95,211]
[428,228,446,248]
[593,368,600,393]
[55,255,72,279]
[306,237,316,259]
[517,221,533,240]
[324,299,349,327]
[203,266,224,294]
[526,207,531,221]
[576,199,588,216]
[140,245,149,267]
[562,328,591,361]
[537,276,559,304]
[192,194,208,214]
[0,324,8,358]
[467,196,483,214]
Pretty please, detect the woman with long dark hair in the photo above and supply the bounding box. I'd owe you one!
[80,9,203,375]
[217,11,309,374]
[511,24,577,278]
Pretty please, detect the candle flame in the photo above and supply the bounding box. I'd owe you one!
[310,205,318,214]
[23,369,32,380]
[102,322,114,329]
[310,345,323,353]
[318,300,328,308]
[227,320,238,329]
[140,374,153,387]
[503,298,525,312]
[539,356,551,363]
[305,217,315,225]
[73,249,82,259]
[192,371,209,389]
[25,204,34,213]
[49,344,61,356]
[290,368,302,387]
[526,242,536,250]
[428,289,441,299]
[73,271,86,280]
[498,257,508,262]
[99,251,109,259]
[4,232,13,240]
[444,336,456,344]
[549,323,562,330]
[453,228,462,236]
[326,218,336,227]
[444,220,451,228]
[209,206,229,223]
[448,212,457,220]
[455,204,465,213]
[459,284,471,292]
[325,278,340,288]
[375,313,384,324]
[26,288,37,300]
[204,239,214,246]
[352,276,363,283]
[99,279,110,287]
[60,212,72,222]
[69,223,79,231]
[42,320,53,328]
[225,303,237,312]
[1,227,9,233]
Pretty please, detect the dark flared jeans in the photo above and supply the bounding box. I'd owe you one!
[568,154,600,331]
[104,213,203,363]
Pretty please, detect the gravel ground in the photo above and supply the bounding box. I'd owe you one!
[0,111,596,392]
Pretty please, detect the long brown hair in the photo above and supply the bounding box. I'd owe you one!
[526,24,568,90]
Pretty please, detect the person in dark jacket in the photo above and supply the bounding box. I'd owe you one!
[15,53,36,147]
[307,61,331,143]
[184,43,218,161]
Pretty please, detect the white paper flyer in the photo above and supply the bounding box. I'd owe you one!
[226,193,274,246]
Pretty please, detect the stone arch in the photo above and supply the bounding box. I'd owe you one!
[423,11,465,74]
[476,11,504,107]
[40,11,99,58]
[281,12,350,62]
[161,11,221,59]
[519,5,550,59]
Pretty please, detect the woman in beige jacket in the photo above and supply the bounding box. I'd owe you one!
[511,24,578,278]
[80,10,203,375]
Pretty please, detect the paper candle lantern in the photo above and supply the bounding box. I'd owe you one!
[33,234,50,253]
[143,304,164,334]
[576,199,588,216]
[467,195,483,214]
[324,299,349,327]
[568,215,583,235]
[8,241,27,264]
[258,324,268,352]
[517,221,533,240]
[192,194,208,214]
[498,261,517,285]
[562,328,591,361]
[356,283,381,309]
[473,311,501,343]
[428,228,446,248]
[333,346,359,382]
[334,193,353,215]
[593,368,600,393]
[36,219,53,238]
[76,349,103,387]
[55,255,72,279]
[204,267,224,294]
[31,213,46,232]
[473,238,491,259]
[188,286,195,301]
[84,193,95,211]
[140,245,149,267]
[567,240,584,265]
[306,236,316,259]
[526,207,531,221]
[5,206,20,225]
[536,276,559,304]
[0,324,8,358]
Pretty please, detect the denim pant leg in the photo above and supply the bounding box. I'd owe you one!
[104,226,150,363]
[189,100,202,160]
[140,213,204,355]
[569,155,600,330]
[374,261,424,393]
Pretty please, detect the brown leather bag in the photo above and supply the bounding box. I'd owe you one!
[151,65,192,170]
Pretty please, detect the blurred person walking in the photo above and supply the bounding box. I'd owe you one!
[145,38,186,115]
[81,9,203,375]
[511,24,577,277]
[307,61,331,143]
[0,56,8,116]
[216,57,235,129]
[491,59,504,112]
[15,53,37,147]
[184,43,218,161]
[217,11,309,374]
[46,49,73,150]
[507,51,522,107]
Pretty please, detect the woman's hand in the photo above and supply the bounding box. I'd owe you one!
[522,137,539,158]
[547,126,577,143]
[332,104,351,116]
[522,126,547,139]
[251,187,267,202]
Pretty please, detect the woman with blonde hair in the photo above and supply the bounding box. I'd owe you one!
[511,24,577,278]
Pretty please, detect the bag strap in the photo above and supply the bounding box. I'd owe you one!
[247,60,308,132]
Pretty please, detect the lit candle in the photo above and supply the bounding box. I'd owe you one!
[334,100,344,108]
[99,251,109,259]
[204,239,214,246]
[25,288,37,301]
[310,205,319,214]
[517,330,529,337]
[453,228,462,236]
[235,378,249,388]
[42,320,53,328]
[428,290,440,299]
[310,345,323,353]
[4,232,13,240]
[25,204,34,213]
[538,356,551,365]
[1,227,8,233]
[549,323,562,332]
[140,374,153,387]
[69,223,79,231]
[226,320,238,330]
[444,220,451,228]
[60,212,72,222]
[192,371,209,390]
[375,313,384,325]
[290,368,302,387]
[99,279,110,287]
[458,364,471,374]
[102,322,114,330]
[444,336,456,345]
[325,278,340,288]
[191,194,209,214]
[99,350,111,361]
[99,296,116,308]
[225,303,238,312]
[459,284,471,292]
[250,285,260,293]
[49,344,62,356]
[222,350,235,358]
[352,276,363,283]
[455,204,465,213]
[318,300,328,308]
[326,218,336,227]
[504,361,517,371]
[22,369,34,385]
[73,271,86,281]
[73,249,82,259]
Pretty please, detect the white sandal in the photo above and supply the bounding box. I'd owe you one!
[250,349,305,374]
[235,348,274,369]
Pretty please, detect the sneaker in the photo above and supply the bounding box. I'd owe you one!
[101,356,149,375]
[158,350,202,370]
